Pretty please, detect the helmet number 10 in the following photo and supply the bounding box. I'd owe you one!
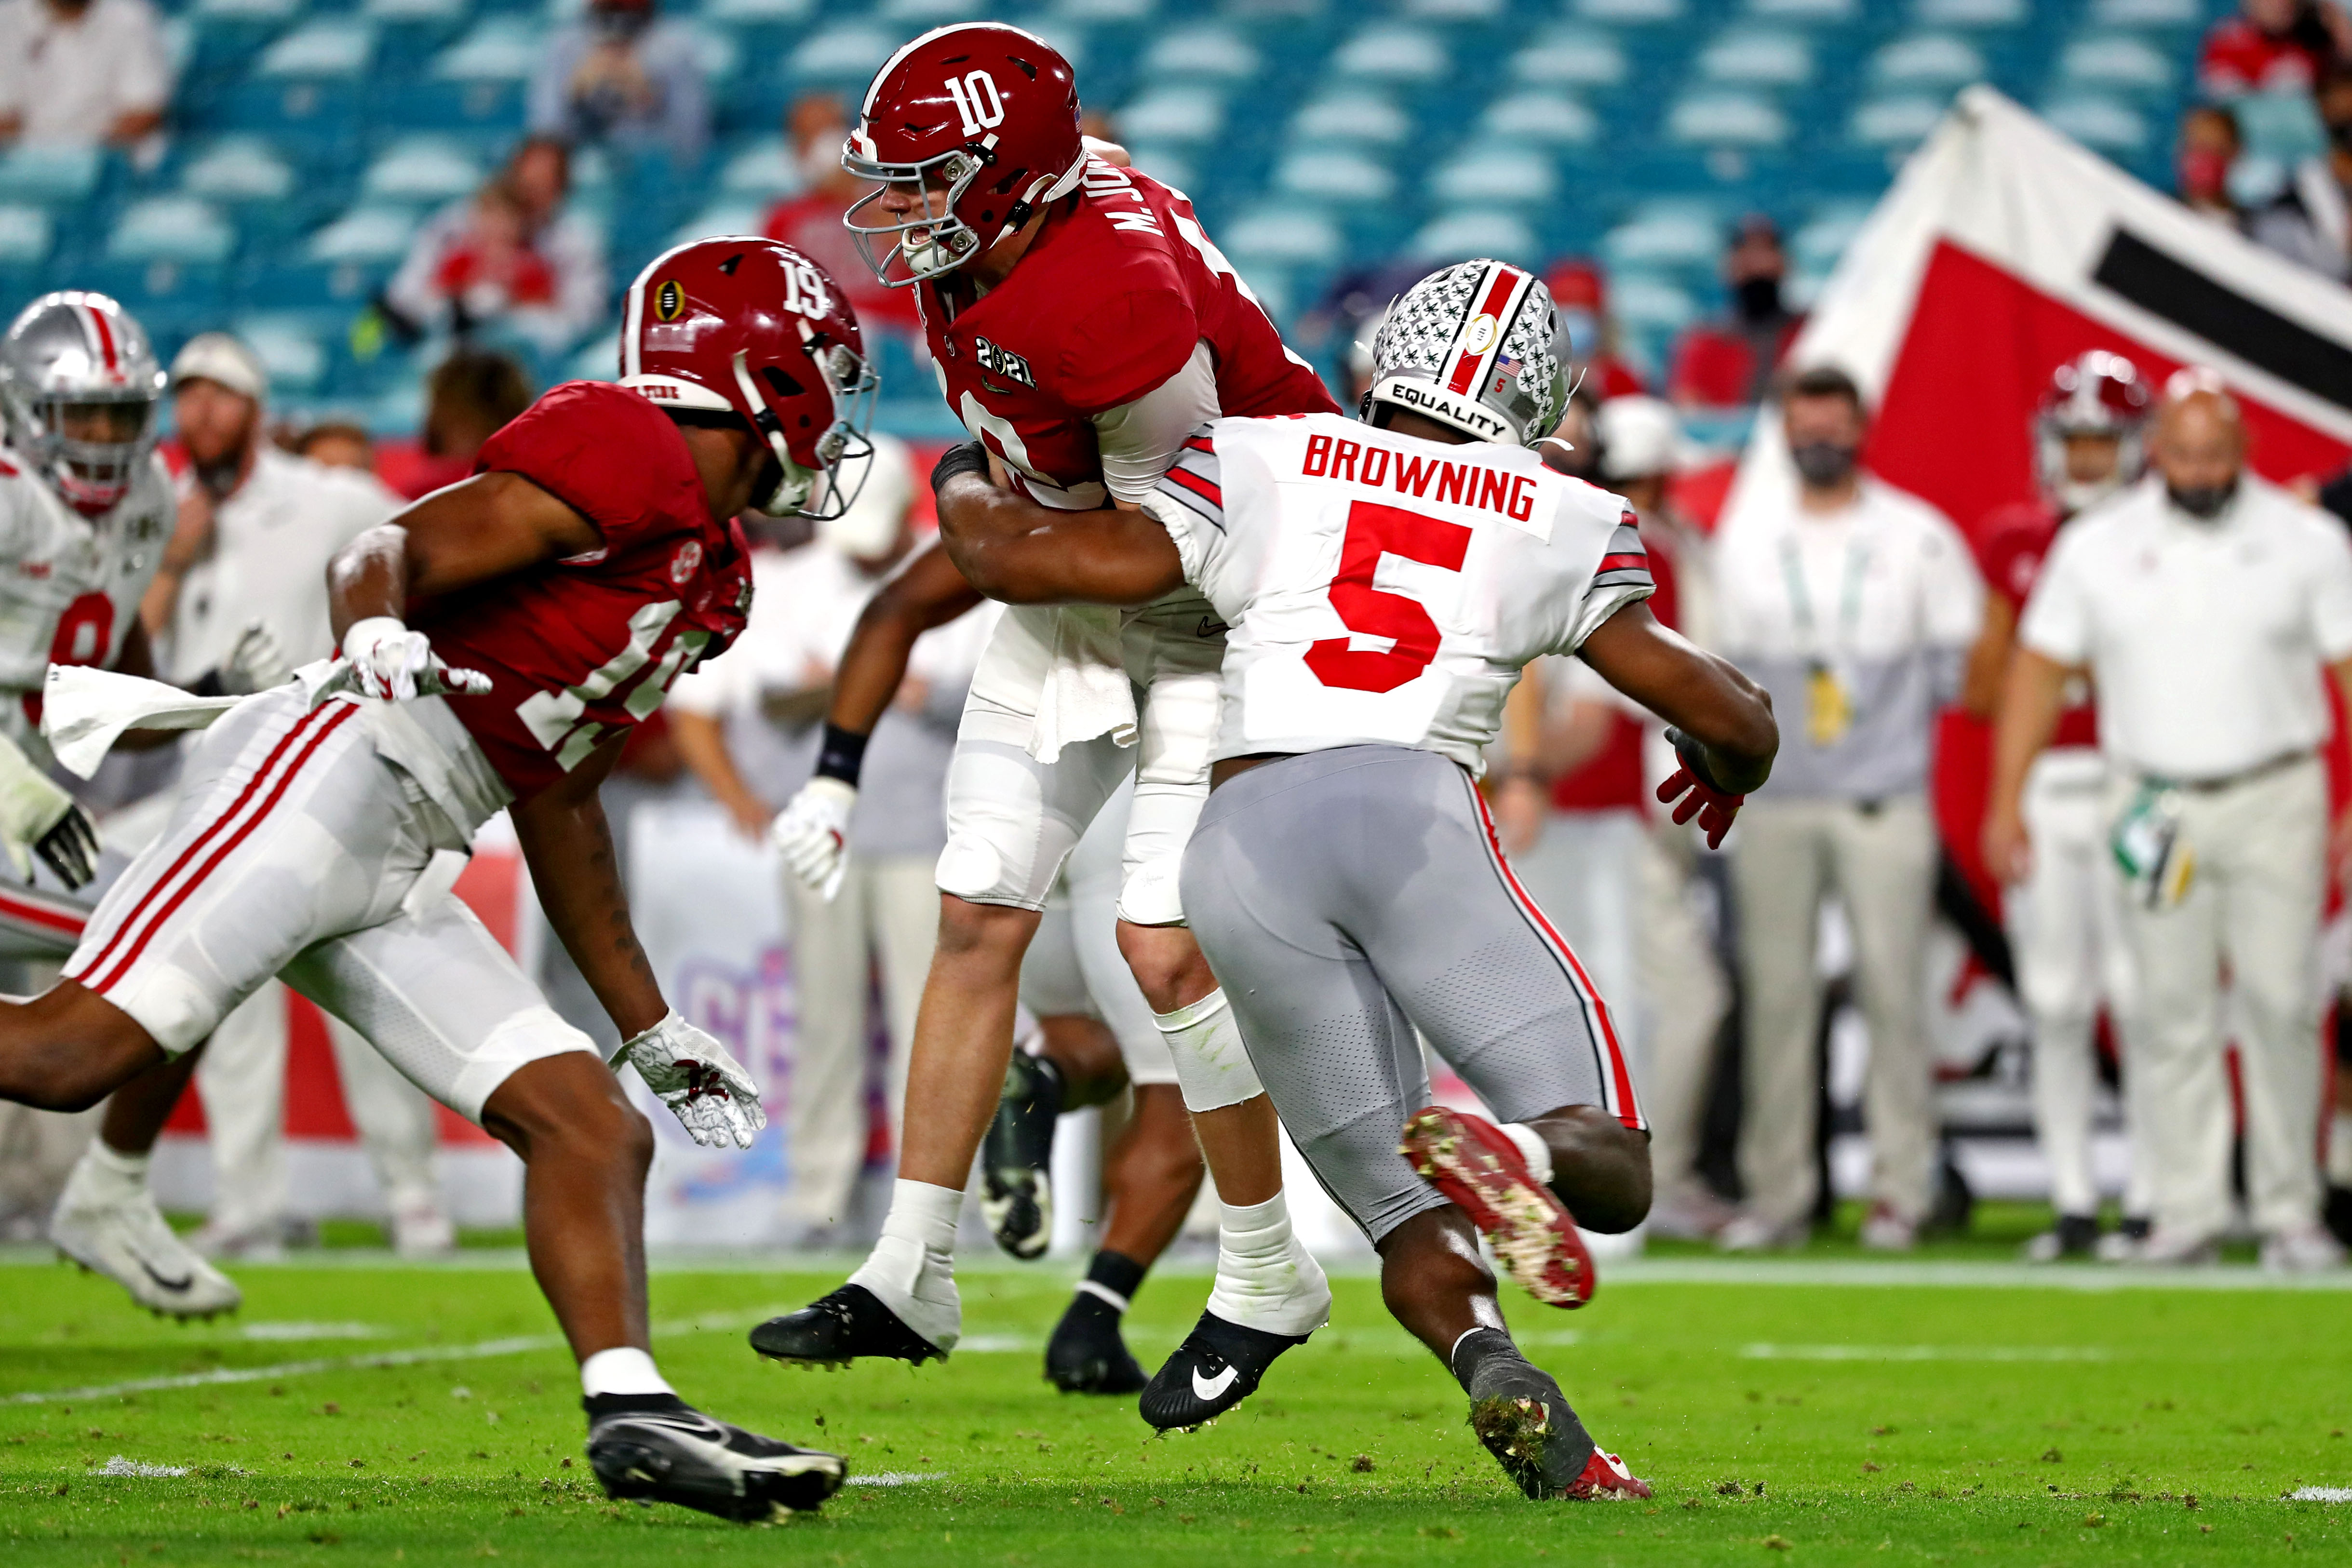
[944,70,1005,137]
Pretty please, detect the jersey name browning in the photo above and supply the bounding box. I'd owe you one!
[1302,431,1540,524]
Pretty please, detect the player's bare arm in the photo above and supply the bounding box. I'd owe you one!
[1957,591,2017,721]
[328,472,604,633]
[931,454,1184,607]
[831,539,984,733]
[1981,647,2077,884]
[510,734,665,1040]
[1575,600,1777,794]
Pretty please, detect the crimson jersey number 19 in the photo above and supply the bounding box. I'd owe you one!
[1303,500,1471,694]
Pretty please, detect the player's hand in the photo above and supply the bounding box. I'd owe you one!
[1656,727,1745,850]
[1983,805,2033,886]
[220,619,292,695]
[340,617,492,702]
[770,777,854,901]
[611,1010,767,1150]
[0,735,99,888]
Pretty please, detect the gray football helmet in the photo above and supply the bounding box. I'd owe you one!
[1364,259,1565,448]
[0,292,166,515]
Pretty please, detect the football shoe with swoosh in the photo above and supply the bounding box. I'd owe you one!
[586,1398,845,1522]
[50,1169,240,1319]
[1138,1311,1312,1430]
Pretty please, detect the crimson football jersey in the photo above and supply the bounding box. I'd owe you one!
[1977,500,2097,751]
[918,159,1338,509]
[415,380,752,798]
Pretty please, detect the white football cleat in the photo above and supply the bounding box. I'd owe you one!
[52,1180,242,1319]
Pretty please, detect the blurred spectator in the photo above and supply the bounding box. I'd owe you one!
[1988,372,2352,1273]
[1299,258,1440,405]
[382,137,608,356]
[0,0,170,148]
[2249,66,2352,278]
[1544,259,1645,400]
[669,436,997,1243]
[2198,0,2349,96]
[385,348,532,499]
[528,0,708,168]
[761,94,920,335]
[290,420,375,474]
[2176,103,2248,230]
[1712,366,1983,1252]
[146,333,456,1259]
[1668,215,1804,408]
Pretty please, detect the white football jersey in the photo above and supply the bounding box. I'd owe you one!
[1141,412,1653,772]
[0,444,173,765]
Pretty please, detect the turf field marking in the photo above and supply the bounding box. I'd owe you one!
[1738,1343,2113,1362]
[2291,1487,2352,1502]
[3,1307,787,1407]
[97,1456,190,1476]
[846,1473,946,1487]
[238,1321,388,1341]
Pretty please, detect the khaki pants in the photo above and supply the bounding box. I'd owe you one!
[1637,822,1730,1208]
[1731,795,1938,1227]
[780,855,938,1230]
[2112,756,2329,1239]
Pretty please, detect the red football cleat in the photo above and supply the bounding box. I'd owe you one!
[1564,1447,1652,1501]
[1401,1105,1594,1308]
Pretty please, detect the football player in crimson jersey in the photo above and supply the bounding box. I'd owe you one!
[0,239,869,1523]
[1969,350,2154,1264]
[753,22,1343,1418]
[928,259,1779,1496]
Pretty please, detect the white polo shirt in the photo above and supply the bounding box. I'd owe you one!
[166,448,400,683]
[1713,475,1983,800]
[2019,475,2352,782]
[0,0,170,144]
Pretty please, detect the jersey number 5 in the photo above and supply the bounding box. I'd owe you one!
[1304,500,1470,694]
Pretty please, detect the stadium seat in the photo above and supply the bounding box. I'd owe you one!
[1608,270,1700,334]
[255,18,377,77]
[361,139,486,205]
[1741,0,1857,20]
[179,137,298,208]
[1409,208,1539,266]
[701,0,815,21]
[1913,0,2026,25]
[2040,95,2150,152]
[1119,87,1228,146]
[1142,27,1262,83]
[1667,93,1793,147]
[233,314,330,395]
[1398,0,1503,20]
[685,25,742,91]
[1873,34,1987,90]
[1480,92,1600,147]
[880,0,984,22]
[715,137,802,203]
[788,25,900,84]
[1289,92,1414,147]
[1509,29,1631,90]
[2234,90,2326,164]
[2089,0,2201,26]
[1698,31,1815,89]
[667,201,766,247]
[108,197,237,264]
[1848,95,1949,150]
[362,0,472,54]
[1041,0,1158,22]
[1327,26,1450,84]
[1275,149,1396,205]
[430,14,542,82]
[1572,0,1684,23]
[1602,202,1724,270]
[2056,33,2177,94]
[186,0,302,73]
[0,145,101,206]
[1219,208,1345,269]
[1431,145,1557,206]
[1791,201,1872,274]
[0,205,54,267]
[1126,145,1197,194]
[80,258,230,343]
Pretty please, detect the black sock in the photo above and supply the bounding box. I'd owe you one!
[1448,1326,1523,1394]
[1079,1249,1146,1309]
[583,1391,688,1427]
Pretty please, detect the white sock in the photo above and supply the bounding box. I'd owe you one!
[580,1347,672,1399]
[1499,1122,1555,1187]
[1154,988,1264,1113]
[69,1140,150,1207]
[1205,1193,1330,1337]
[846,1179,964,1351]
[2330,1112,2352,1185]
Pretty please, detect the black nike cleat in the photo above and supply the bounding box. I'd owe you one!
[749,1284,947,1367]
[1044,1292,1147,1394]
[1463,1356,1649,1500]
[586,1400,845,1522]
[1138,1310,1311,1430]
[981,1053,1062,1260]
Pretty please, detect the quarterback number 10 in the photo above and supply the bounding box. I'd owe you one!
[1303,500,1471,695]
[944,71,1005,137]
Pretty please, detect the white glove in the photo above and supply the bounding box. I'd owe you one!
[219,619,291,695]
[340,616,492,702]
[770,777,855,901]
[609,1010,767,1150]
[0,729,97,888]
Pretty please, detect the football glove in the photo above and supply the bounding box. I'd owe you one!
[219,619,292,695]
[340,616,492,702]
[1656,726,1746,851]
[610,1010,767,1151]
[770,777,854,902]
[0,729,98,889]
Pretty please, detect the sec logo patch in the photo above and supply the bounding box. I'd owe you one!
[671,540,703,584]
[654,280,686,322]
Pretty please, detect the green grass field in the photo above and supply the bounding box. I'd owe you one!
[3,1218,2349,1565]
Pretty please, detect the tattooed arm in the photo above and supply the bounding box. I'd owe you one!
[508,736,667,1039]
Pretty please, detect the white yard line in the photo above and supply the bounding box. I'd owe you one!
[1739,1343,2115,1362]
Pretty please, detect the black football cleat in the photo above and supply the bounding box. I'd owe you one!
[1044,1293,1148,1394]
[981,1053,1062,1260]
[586,1402,845,1522]
[749,1284,947,1367]
[1464,1357,1652,1501]
[1138,1310,1310,1430]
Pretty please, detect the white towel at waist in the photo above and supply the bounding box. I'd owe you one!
[1027,605,1137,764]
[42,663,248,778]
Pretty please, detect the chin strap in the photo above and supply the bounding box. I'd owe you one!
[730,349,813,514]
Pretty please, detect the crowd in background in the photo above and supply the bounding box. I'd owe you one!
[2,0,2352,1270]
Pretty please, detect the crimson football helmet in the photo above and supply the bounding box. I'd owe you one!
[841,23,1089,288]
[2036,349,2149,516]
[618,237,876,518]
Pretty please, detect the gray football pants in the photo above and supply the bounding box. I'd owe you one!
[1181,746,1646,1243]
